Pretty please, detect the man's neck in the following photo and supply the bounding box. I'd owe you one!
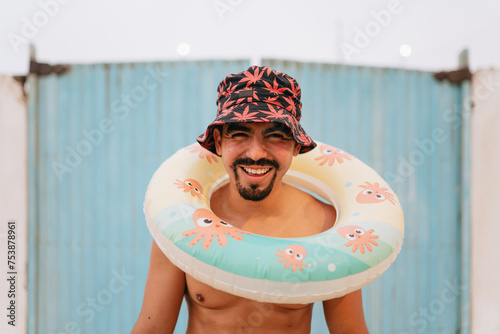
[211,181,293,227]
[211,180,335,238]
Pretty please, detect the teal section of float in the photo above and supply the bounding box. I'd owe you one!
[153,205,400,283]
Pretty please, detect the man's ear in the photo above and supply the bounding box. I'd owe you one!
[293,143,301,157]
[213,127,222,156]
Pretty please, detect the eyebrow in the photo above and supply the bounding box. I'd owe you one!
[224,123,292,137]
[262,123,292,136]
[225,123,252,134]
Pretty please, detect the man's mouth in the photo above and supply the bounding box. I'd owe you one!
[233,158,279,178]
[241,167,272,175]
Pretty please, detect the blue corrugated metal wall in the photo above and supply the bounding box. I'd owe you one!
[27,60,250,333]
[28,59,469,333]
[262,59,469,334]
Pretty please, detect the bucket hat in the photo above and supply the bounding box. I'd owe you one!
[196,65,316,154]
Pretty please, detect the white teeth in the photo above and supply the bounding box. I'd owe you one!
[242,167,270,175]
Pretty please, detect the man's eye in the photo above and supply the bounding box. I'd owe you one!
[267,133,286,140]
[231,132,248,138]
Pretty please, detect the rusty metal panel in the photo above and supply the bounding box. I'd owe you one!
[262,59,469,334]
[0,76,29,334]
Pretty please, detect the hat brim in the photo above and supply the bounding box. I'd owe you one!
[196,102,316,155]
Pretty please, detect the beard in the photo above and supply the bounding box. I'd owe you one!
[232,158,280,202]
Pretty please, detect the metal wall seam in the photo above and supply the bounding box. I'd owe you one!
[460,79,471,334]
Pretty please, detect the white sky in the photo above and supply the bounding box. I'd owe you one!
[1,0,498,75]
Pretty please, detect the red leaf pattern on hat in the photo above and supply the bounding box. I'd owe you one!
[286,77,301,97]
[262,95,279,103]
[240,67,264,87]
[231,105,259,121]
[218,105,236,118]
[295,132,312,146]
[264,78,288,95]
[282,95,297,117]
[221,82,237,97]
[219,98,236,115]
[261,104,288,120]
[217,83,225,98]
[262,66,273,76]
[262,96,284,110]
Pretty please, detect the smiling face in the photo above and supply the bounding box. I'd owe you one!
[213,122,300,202]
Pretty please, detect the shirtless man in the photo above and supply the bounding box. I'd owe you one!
[133,66,369,333]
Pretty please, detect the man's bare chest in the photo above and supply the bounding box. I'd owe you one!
[185,274,310,311]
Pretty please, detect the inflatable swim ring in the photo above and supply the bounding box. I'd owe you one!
[144,142,404,304]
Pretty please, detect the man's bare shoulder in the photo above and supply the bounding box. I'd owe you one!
[284,184,336,233]
[132,242,185,333]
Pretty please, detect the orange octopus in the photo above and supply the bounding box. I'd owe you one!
[187,144,219,164]
[315,144,353,166]
[356,181,396,205]
[174,178,203,200]
[337,225,379,255]
[182,209,251,250]
[276,244,307,272]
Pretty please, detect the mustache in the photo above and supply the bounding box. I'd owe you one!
[233,158,280,170]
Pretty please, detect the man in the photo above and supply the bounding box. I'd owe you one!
[133,66,369,333]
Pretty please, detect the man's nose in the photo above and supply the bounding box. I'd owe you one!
[246,138,268,160]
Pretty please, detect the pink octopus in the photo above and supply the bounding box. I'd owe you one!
[356,182,396,205]
[337,225,379,255]
[174,178,203,200]
[315,144,353,166]
[182,209,251,250]
[276,244,307,272]
[187,144,219,164]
